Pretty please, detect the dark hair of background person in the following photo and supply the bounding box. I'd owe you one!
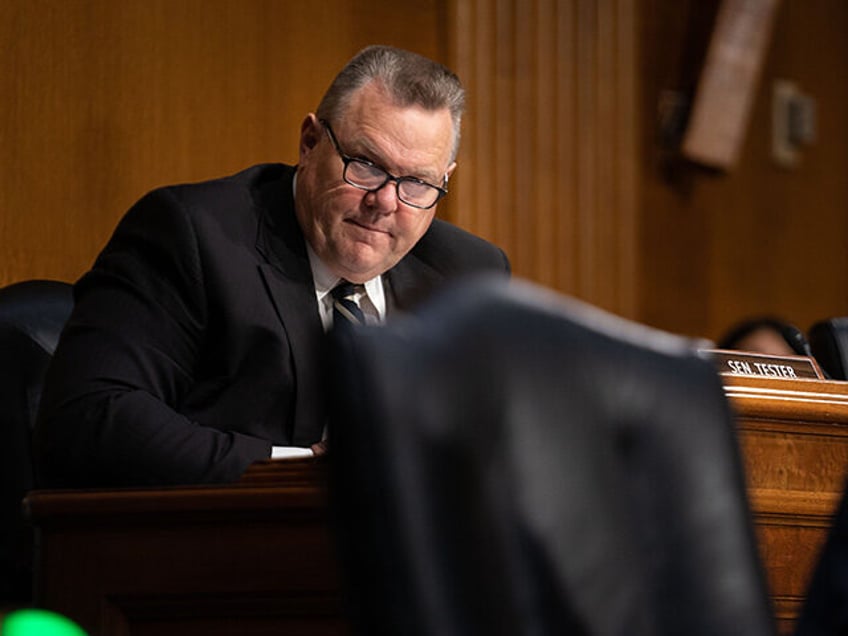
[717,316,812,357]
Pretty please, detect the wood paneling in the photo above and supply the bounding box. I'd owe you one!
[725,374,848,633]
[449,0,848,339]
[0,0,443,287]
[5,0,848,345]
[446,0,639,317]
[27,460,344,636]
[640,0,848,341]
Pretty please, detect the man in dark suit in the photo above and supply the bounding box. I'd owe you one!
[34,45,509,488]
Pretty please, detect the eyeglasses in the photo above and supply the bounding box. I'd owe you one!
[320,119,448,210]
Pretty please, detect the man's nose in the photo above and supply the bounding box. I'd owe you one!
[365,180,400,212]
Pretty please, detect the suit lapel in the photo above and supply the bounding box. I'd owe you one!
[254,169,327,445]
[384,249,443,318]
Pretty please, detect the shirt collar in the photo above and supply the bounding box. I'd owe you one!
[305,242,386,321]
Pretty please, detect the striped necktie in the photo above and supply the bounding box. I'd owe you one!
[331,281,366,329]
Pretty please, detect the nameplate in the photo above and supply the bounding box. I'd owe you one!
[701,349,823,380]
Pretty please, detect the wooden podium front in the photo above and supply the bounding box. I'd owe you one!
[26,373,848,635]
[25,461,344,636]
[726,373,848,634]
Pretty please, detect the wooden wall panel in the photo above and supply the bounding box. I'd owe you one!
[446,0,848,340]
[640,0,848,341]
[0,0,443,287]
[446,0,639,317]
[7,0,848,344]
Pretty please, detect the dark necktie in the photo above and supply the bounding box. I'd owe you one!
[331,281,366,329]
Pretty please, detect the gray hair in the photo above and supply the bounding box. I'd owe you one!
[316,45,465,161]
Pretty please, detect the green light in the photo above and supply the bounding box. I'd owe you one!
[1,609,87,636]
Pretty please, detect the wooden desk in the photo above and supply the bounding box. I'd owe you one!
[26,374,848,635]
[725,374,848,634]
[26,460,344,636]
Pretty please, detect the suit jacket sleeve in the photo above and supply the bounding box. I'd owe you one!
[35,187,273,487]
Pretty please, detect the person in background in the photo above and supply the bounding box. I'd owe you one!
[34,45,510,488]
[717,316,810,357]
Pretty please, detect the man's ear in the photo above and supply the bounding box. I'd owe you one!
[299,114,322,162]
[445,161,457,180]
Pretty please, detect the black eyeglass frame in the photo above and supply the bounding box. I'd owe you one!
[319,119,449,210]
